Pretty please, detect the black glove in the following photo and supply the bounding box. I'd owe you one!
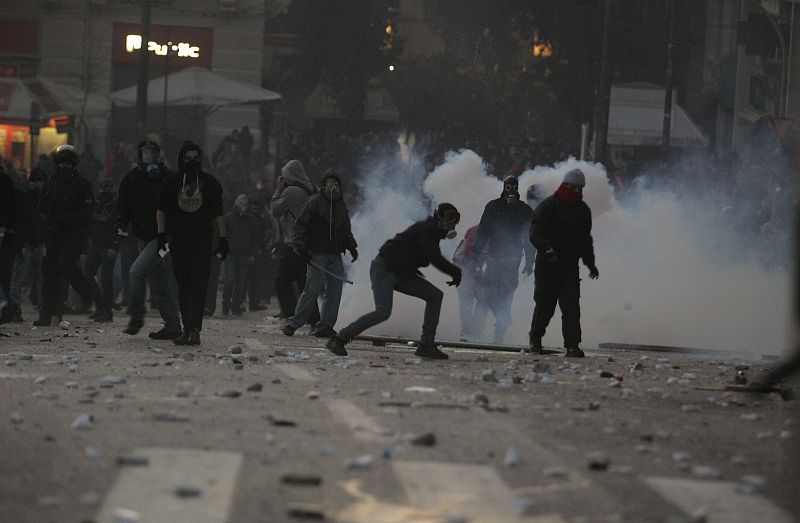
[215,237,230,260]
[544,247,558,264]
[157,233,168,254]
[349,248,358,262]
[587,264,599,279]
[295,247,312,263]
[447,267,463,287]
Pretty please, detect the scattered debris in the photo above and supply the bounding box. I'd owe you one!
[587,451,610,471]
[287,502,325,520]
[404,386,436,393]
[10,413,23,425]
[503,447,520,467]
[306,391,319,400]
[266,415,296,427]
[70,414,94,430]
[345,454,374,469]
[247,383,263,392]
[215,388,242,398]
[152,412,190,423]
[174,485,203,498]
[691,465,722,480]
[410,432,437,447]
[280,474,323,486]
[116,454,149,466]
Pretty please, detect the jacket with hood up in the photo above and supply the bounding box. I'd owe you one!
[294,172,356,255]
[271,160,315,246]
[529,195,594,268]
[378,216,461,280]
[115,143,175,242]
[156,141,223,239]
[473,186,535,271]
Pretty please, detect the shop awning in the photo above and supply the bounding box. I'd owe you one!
[109,67,281,111]
[608,82,708,147]
[0,76,109,123]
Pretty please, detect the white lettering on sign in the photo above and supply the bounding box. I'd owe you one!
[125,34,200,58]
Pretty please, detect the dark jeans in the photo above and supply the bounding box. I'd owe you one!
[481,265,519,344]
[117,241,137,306]
[248,253,275,307]
[171,236,212,332]
[222,254,249,312]
[84,244,117,313]
[275,245,319,324]
[339,258,443,345]
[529,262,581,346]
[0,233,15,307]
[42,233,95,317]
[205,255,221,314]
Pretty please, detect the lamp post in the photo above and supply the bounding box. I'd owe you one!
[162,30,177,134]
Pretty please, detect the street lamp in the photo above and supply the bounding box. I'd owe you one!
[162,35,178,134]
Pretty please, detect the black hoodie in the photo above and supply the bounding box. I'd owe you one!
[115,143,174,242]
[156,141,223,239]
[473,186,535,270]
[378,216,461,280]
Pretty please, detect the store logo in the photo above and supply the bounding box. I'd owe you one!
[125,34,200,58]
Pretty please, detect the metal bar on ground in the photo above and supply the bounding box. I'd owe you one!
[597,342,776,358]
[354,334,549,354]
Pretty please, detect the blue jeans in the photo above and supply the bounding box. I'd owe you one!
[127,238,181,331]
[338,258,443,345]
[288,253,344,331]
[222,254,249,311]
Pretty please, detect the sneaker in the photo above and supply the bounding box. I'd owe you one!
[310,326,337,338]
[325,336,348,356]
[93,310,113,323]
[564,345,585,358]
[415,343,449,360]
[149,327,182,340]
[281,324,296,337]
[186,328,201,346]
[123,318,144,335]
[523,338,543,355]
[173,331,190,345]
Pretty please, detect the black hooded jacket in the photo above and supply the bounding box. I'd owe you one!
[91,193,119,251]
[115,144,174,241]
[473,186,535,270]
[529,195,594,268]
[294,173,356,255]
[156,141,224,239]
[378,216,461,279]
[37,167,95,238]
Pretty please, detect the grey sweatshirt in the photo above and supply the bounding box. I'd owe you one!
[271,160,315,246]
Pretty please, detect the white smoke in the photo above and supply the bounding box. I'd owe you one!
[338,148,791,356]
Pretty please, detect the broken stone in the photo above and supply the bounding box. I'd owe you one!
[34,376,47,385]
[739,413,761,421]
[608,379,622,388]
[681,404,700,413]
[598,370,614,378]
[287,502,325,520]
[10,413,23,424]
[174,485,202,498]
[404,386,436,393]
[587,451,609,471]
[542,466,569,478]
[588,402,601,411]
[280,474,323,486]
[470,392,490,405]
[246,383,263,392]
[85,447,101,460]
[230,345,242,354]
[152,412,190,422]
[266,415,296,427]
[111,508,141,523]
[306,390,319,400]
[410,432,437,447]
[345,454,374,469]
[12,352,32,361]
[691,465,722,480]
[503,447,520,467]
[70,413,94,430]
[482,369,498,382]
[116,454,149,466]
[100,375,126,385]
[476,355,489,362]
[215,388,242,398]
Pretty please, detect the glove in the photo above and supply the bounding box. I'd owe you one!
[544,247,558,264]
[215,237,230,260]
[447,267,463,287]
[587,264,599,279]
[349,248,358,263]
[116,227,129,239]
[157,233,168,254]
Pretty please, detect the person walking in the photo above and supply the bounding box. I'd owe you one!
[222,194,259,316]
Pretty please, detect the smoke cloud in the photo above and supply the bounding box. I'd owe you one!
[338,148,791,356]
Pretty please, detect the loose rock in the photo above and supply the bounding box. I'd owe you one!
[587,451,610,471]
[246,383,263,392]
[215,388,242,398]
[70,414,94,430]
[410,432,437,447]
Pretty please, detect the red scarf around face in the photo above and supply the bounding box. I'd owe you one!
[555,183,583,204]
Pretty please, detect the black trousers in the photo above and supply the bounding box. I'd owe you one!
[274,245,319,324]
[84,245,116,313]
[171,236,212,332]
[42,233,95,317]
[529,262,581,346]
[205,255,221,314]
[0,233,15,307]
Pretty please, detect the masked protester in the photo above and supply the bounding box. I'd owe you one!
[451,224,487,341]
[0,163,15,320]
[271,160,320,324]
[472,175,535,344]
[115,141,182,339]
[528,169,598,357]
[83,182,118,322]
[326,203,462,359]
[156,141,226,346]
[245,197,274,311]
[34,145,99,326]
[282,170,357,338]
[222,194,259,315]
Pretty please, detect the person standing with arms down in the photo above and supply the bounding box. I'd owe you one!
[528,169,598,357]
[156,141,227,346]
[282,170,357,338]
[115,140,182,339]
[222,194,260,316]
[33,145,98,326]
[326,203,462,359]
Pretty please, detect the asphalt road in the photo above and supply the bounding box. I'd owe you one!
[1,304,798,523]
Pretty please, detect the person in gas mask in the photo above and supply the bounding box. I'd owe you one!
[115,140,182,339]
[271,159,320,324]
[472,175,535,344]
[222,194,259,316]
[326,203,462,359]
[452,224,486,342]
[83,182,118,322]
[34,145,98,326]
[282,170,357,338]
[156,141,227,346]
[528,169,598,357]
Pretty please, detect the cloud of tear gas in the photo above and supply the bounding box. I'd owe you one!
[340,148,791,356]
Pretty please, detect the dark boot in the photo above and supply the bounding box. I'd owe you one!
[149,327,182,340]
[93,309,113,323]
[524,337,543,355]
[123,318,144,335]
[186,328,201,346]
[325,336,348,356]
[173,330,190,345]
[415,343,449,360]
[564,344,585,358]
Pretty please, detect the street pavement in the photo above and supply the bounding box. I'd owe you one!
[1,304,798,523]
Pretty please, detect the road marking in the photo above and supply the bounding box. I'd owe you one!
[96,447,242,523]
[392,460,566,523]
[645,476,794,523]
[325,399,388,442]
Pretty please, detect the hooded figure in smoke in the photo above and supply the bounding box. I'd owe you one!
[528,169,598,357]
[222,194,260,315]
[115,140,182,339]
[33,145,99,326]
[282,169,357,338]
[156,141,226,346]
[326,203,462,360]
[471,175,536,343]
[271,159,320,324]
